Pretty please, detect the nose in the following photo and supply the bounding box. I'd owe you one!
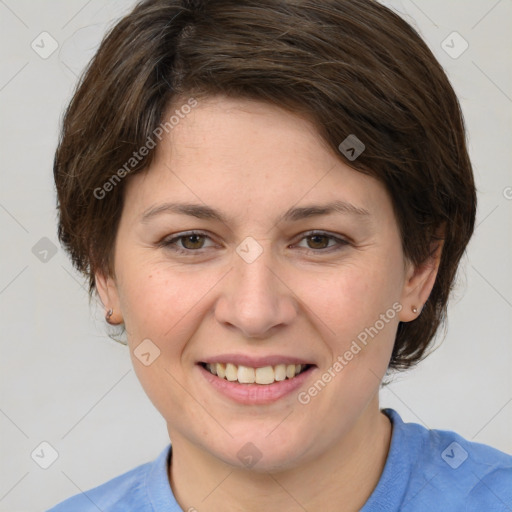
[214,248,297,338]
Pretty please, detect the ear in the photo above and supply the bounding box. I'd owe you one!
[95,269,123,324]
[399,224,445,322]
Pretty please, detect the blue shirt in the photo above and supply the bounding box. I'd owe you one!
[46,408,512,511]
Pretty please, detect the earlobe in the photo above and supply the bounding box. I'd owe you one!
[95,270,124,325]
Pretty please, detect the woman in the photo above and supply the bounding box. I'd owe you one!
[48,0,512,510]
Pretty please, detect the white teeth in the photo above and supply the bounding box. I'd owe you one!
[237,365,255,383]
[274,364,287,381]
[204,362,307,384]
[286,364,296,379]
[216,363,226,379]
[255,366,275,385]
[225,363,238,381]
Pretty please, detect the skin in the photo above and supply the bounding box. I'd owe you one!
[96,95,442,512]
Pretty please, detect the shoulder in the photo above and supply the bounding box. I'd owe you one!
[45,463,148,512]
[384,408,512,511]
[45,445,172,512]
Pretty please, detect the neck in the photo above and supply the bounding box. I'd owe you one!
[168,396,392,512]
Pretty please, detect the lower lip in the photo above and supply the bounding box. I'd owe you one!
[197,364,315,405]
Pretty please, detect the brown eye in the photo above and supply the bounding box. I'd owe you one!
[180,234,206,250]
[160,232,215,253]
[295,231,350,253]
[306,234,331,249]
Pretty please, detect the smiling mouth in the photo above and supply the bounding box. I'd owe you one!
[199,362,313,385]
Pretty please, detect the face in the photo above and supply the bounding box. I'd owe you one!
[97,95,436,471]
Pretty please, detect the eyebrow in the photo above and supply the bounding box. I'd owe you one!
[139,199,371,224]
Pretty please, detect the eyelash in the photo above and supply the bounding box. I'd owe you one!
[158,230,350,255]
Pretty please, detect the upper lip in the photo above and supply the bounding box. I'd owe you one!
[199,354,315,368]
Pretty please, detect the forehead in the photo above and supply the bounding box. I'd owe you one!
[162,95,335,179]
[122,96,391,224]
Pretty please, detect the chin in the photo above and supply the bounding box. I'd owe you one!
[205,429,310,473]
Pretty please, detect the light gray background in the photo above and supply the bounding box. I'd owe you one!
[1,1,511,510]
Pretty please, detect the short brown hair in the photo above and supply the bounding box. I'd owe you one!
[54,0,476,370]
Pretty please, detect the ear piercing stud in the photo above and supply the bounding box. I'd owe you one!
[106,308,114,324]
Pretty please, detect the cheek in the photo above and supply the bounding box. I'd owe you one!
[293,260,401,340]
[118,264,216,416]
[287,257,403,395]
[118,265,203,336]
